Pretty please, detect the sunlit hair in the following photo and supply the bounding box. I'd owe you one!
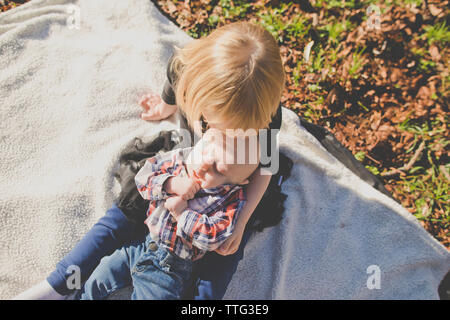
[170,21,285,134]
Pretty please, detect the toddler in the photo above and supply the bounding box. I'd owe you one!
[77,130,259,299]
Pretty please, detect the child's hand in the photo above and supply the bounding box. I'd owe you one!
[164,196,188,220]
[164,176,201,200]
[215,223,245,256]
[139,93,178,121]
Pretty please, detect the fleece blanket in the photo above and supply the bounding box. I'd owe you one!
[0,0,448,300]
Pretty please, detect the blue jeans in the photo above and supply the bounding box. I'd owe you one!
[186,228,252,299]
[77,234,192,300]
[47,204,252,299]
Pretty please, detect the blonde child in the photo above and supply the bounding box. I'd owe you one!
[139,21,284,257]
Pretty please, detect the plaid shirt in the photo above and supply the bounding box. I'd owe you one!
[135,148,246,261]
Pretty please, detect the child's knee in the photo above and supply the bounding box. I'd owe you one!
[79,251,131,300]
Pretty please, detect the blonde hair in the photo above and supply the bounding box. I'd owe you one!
[170,21,285,133]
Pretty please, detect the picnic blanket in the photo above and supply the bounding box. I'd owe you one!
[1,0,448,300]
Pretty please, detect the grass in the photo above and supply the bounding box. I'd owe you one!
[423,21,450,46]
[286,15,310,37]
[308,47,326,74]
[320,20,353,45]
[386,0,422,7]
[348,47,367,79]
[395,117,449,232]
[219,0,251,20]
[256,4,290,43]
[399,169,449,224]
[315,0,359,9]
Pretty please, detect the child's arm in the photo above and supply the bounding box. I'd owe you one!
[139,54,178,121]
[139,93,178,121]
[173,190,246,252]
[164,196,188,218]
[135,149,185,201]
[164,176,200,201]
[215,168,271,255]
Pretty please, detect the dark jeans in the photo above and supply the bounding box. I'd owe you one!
[47,204,251,299]
[77,234,193,300]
